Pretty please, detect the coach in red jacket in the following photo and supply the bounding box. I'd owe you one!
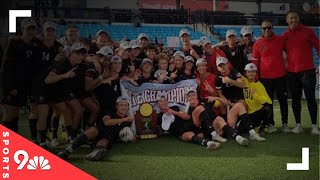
[252,19,289,133]
[282,10,320,135]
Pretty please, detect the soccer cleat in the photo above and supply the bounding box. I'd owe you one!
[51,138,60,147]
[291,125,303,134]
[206,141,222,150]
[250,133,266,142]
[311,127,320,135]
[266,125,277,133]
[281,124,291,133]
[235,136,249,146]
[85,148,108,161]
[212,134,227,143]
[57,150,70,160]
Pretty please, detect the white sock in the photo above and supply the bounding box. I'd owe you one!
[249,129,256,136]
[235,135,242,142]
[311,124,317,129]
[211,131,217,137]
[296,123,301,127]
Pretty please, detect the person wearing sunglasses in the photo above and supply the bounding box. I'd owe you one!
[282,10,320,135]
[252,19,289,134]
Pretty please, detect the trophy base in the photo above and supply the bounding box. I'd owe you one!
[139,134,158,139]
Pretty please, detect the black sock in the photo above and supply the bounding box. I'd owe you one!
[191,135,208,147]
[51,117,59,139]
[37,130,47,144]
[66,126,72,139]
[70,133,88,152]
[239,113,253,132]
[12,117,19,132]
[71,128,80,139]
[29,119,38,140]
[222,125,238,139]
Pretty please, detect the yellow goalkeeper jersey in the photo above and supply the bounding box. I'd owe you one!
[241,76,272,114]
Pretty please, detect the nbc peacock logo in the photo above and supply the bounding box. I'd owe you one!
[14,150,51,171]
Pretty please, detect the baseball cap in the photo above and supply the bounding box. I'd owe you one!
[120,41,131,50]
[226,29,237,38]
[196,58,207,66]
[137,33,149,40]
[96,29,109,36]
[96,46,113,57]
[43,21,57,30]
[173,51,185,58]
[184,56,194,63]
[179,29,190,37]
[21,18,37,29]
[241,26,253,37]
[140,58,153,66]
[156,94,167,101]
[110,55,122,63]
[129,40,140,49]
[216,57,228,66]
[186,87,197,95]
[154,69,168,78]
[161,112,175,131]
[244,63,257,71]
[199,36,211,46]
[70,43,87,52]
[116,96,130,104]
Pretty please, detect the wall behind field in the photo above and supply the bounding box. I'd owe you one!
[86,0,139,9]
[216,2,290,14]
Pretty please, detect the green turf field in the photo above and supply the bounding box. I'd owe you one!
[13,100,320,180]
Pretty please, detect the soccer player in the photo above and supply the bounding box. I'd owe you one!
[88,29,111,54]
[57,96,136,161]
[199,36,228,74]
[156,95,190,137]
[136,58,156,85]
[283,10,320,135]
[215,56,245,104]
[169,51,185,83]
[220,29,248,74]
[241,63,272,136]
[1,18,40,132]
[186,89,249,147]
[252,19,289,133]
[29,21,64,148]
[240,26,255,63]
[44,43,87,142]
[179,29,203,59]
[58,24,79,47]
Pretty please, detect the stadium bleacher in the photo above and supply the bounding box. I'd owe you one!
[56,23,218,45]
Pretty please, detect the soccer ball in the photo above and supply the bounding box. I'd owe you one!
[119,127,135,142]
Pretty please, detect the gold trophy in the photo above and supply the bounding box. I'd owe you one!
[135,103,158,139]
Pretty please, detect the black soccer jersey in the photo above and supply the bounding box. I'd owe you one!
[215,69,244,100]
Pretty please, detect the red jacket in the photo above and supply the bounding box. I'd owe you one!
[252,34,286,79]
[282,24,320,73]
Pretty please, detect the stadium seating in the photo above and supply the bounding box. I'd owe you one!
[57,23,218,46]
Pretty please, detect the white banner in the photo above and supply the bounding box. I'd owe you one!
[120,79,198,113]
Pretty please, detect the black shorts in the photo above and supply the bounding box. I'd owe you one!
[248,108,265,128]
[181,120,201,135]
[96,123,131,144]
[1,90,28,107]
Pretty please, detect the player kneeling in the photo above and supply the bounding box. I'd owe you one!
[57,96,136,161]
[241,63,272,137]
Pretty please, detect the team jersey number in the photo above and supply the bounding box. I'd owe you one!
[244,89,253,100]
[42,52,50,62]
